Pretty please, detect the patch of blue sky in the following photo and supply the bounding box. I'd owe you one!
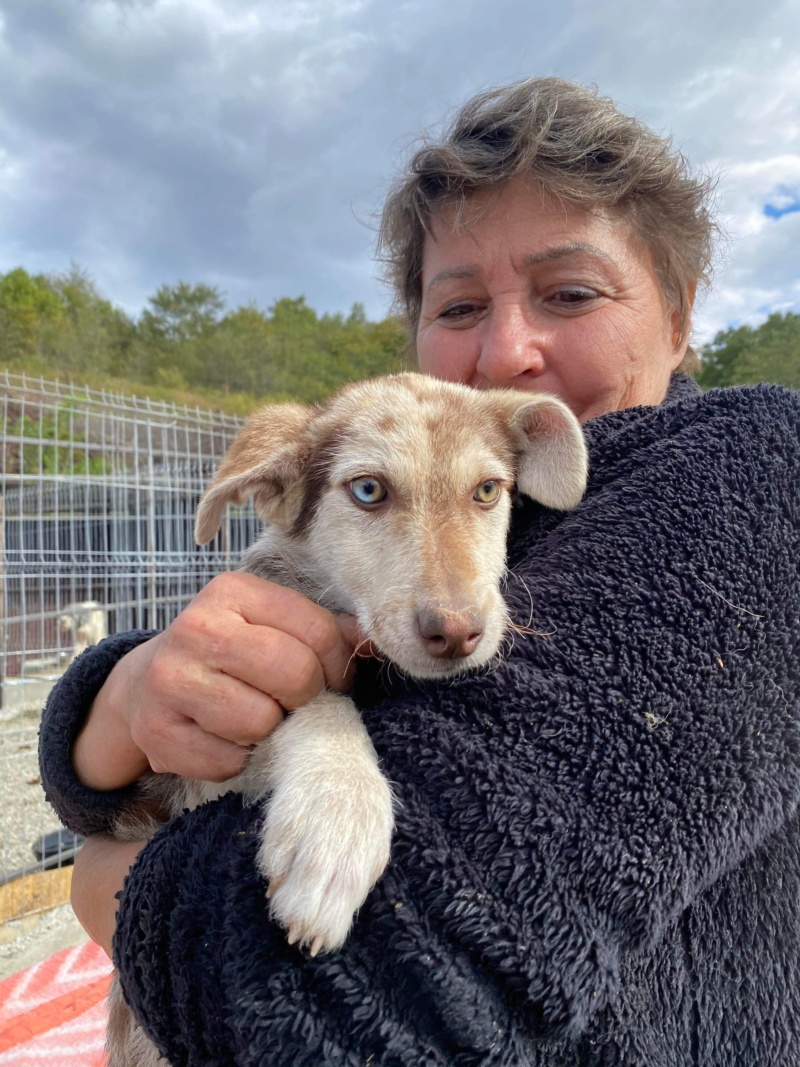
[763,184,800,219]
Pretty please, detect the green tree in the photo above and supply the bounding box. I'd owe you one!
[136,281,225,384]
[0,265,412,409]
[0,267,65,363]
[738,312,800,389]
[698,312,800,390]
[44,265,136,377]
[269,295,319,334]
[140,281,225,345]
[195,306,279,396]
[346,302,367,327]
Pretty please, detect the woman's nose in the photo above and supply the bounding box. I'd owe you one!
[474,305,546,385]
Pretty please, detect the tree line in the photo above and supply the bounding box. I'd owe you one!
[0,266,797,410]
[0,266,411,412]
[696,311,800,392]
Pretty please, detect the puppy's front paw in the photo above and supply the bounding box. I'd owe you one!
[256,767,394,955]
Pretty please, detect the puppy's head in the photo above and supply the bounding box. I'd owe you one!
[196,374,587,678]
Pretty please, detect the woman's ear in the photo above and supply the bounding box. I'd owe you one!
[671,279,698,361]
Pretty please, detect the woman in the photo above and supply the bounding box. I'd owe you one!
[40,78,800,1065]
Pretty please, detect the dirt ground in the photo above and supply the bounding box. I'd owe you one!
[0,900,89,981]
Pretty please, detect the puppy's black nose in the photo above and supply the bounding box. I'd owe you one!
[417,608,484,659]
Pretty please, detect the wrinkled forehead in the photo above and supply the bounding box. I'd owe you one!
[317,379,516,488]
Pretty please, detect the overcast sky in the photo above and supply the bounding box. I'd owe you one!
[1,0,798,349]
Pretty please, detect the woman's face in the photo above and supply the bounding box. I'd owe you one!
[417,179,692,423]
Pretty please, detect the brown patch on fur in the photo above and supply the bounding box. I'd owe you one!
[291,426,346,538]
[425,413,441,437]
[395,373,430,403]
[487,412,519,464]
[376,414,399,435]
[432,400,516,485]
[419,508,483,604]
[469,394,540,473]
[218,405,312,481]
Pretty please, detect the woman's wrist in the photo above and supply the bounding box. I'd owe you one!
[71,648,152,791]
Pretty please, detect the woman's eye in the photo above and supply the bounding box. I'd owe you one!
[439,301,482,322]
[548,287,600,307]
[349,477,387,506]
[474,480,501,505]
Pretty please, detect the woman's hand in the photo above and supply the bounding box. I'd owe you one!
[72,572,359,790]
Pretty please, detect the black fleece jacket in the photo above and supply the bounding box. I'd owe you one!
[39,377,800,1066]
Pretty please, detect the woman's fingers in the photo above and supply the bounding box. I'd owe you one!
[134,667,286,781]
[73,572,361,789]
[188,573,356,696]
[157,607,327,718]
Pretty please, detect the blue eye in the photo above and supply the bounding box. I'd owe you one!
[349,477,387,506]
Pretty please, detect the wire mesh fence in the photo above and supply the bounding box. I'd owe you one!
[0,370,257,923]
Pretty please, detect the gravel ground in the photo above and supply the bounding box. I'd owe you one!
[1,713,61,875]
[0,710,90,980]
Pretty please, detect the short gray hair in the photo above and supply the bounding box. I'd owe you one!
[378,77,717,372]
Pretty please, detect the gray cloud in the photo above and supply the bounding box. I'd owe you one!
[0,0,798,342]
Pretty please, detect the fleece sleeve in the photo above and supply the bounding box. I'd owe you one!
[38,631,158,836]
[114,385,800,1065]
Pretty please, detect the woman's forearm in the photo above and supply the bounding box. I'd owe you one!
[39,630,160,837]
[71,836,147,958]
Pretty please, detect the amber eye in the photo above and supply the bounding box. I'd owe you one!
[474,479,501,505]
[349,476,387,506]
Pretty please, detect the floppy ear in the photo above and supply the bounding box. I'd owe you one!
[195,403,315,544]
[494,392,588,510]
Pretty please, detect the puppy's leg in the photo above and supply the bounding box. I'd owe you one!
[106,974,168,1067]
[247,692,394,954]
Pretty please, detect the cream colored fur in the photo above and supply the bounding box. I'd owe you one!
[106,373,588,1067]
[60,601,107,663]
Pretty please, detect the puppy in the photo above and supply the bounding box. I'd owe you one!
[106,373,588,1067]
